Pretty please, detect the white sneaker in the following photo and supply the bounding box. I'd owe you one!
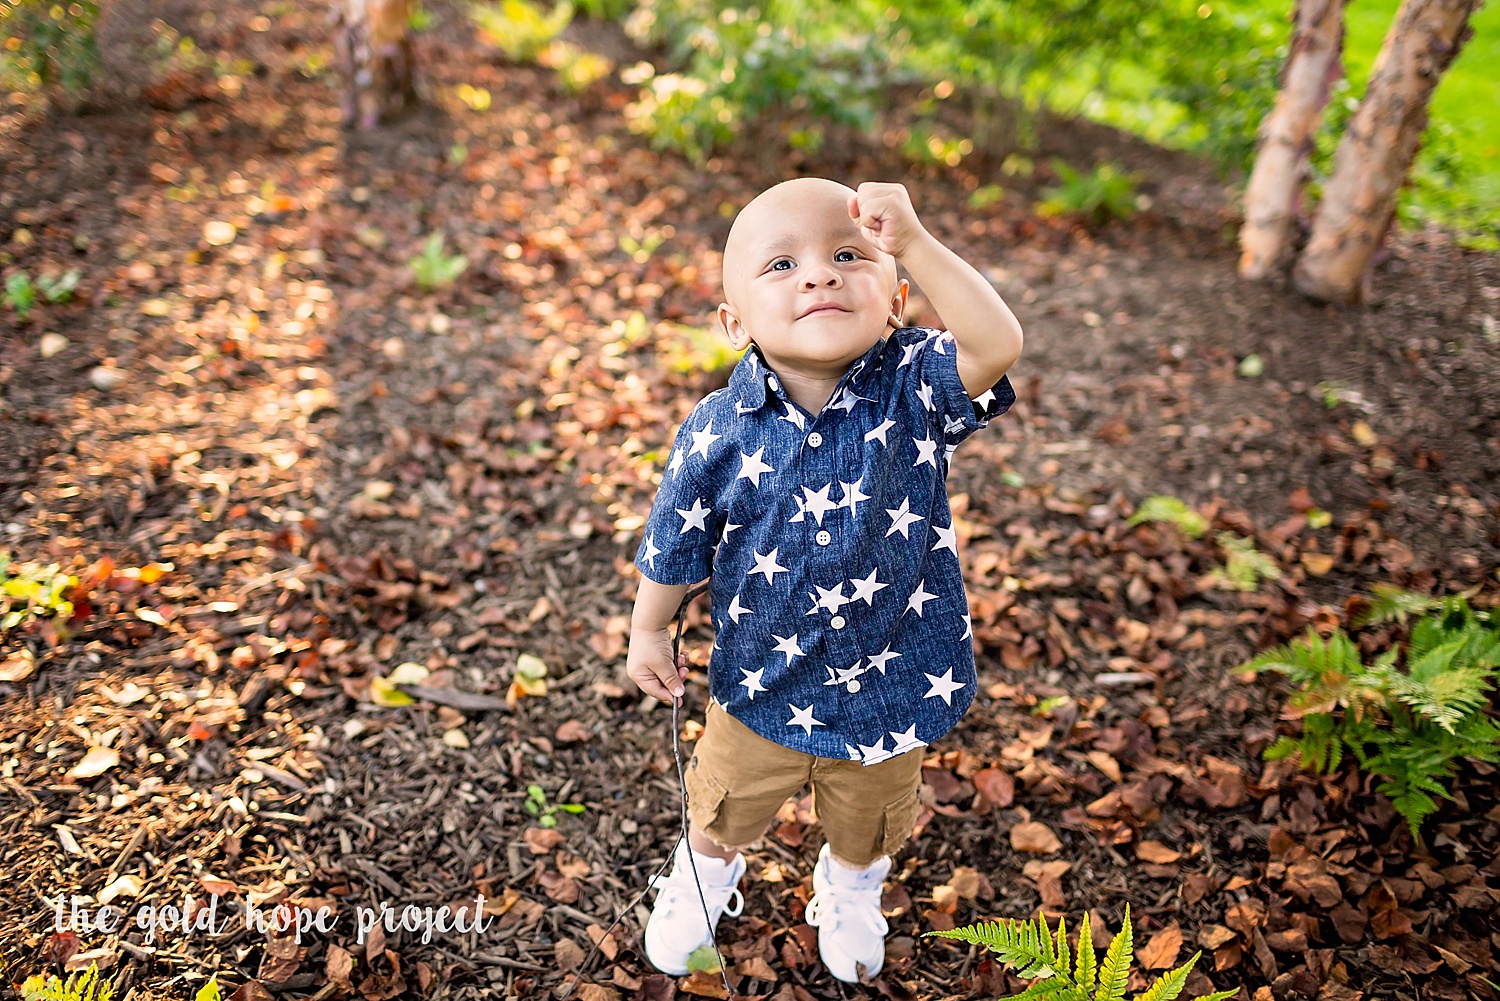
[643,840,747,975]
[805,843,892,983]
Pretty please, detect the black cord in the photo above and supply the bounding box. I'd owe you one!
[558,581,734,1000]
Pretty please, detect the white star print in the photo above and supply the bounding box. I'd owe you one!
[864,418,896,446]
[771,632,805,665]
[845,743,862,760]
[849,567,888,605]
[748,548,788,584]
[932,523,958,556]
[727,593,753,624]
[667,448,684,477]
[740,667,768,700]
[788,492,806,524]
[734,399,756,415]
[974,387,997,410]
[676,498,711,533]
[800,483,839,526]
[813,582,849,614]
[917,382,935,411]
[857,737,889,763]
[641,533,661,570]
[923,667,965,705]
[839,477,870,518]
[737,446,775,488]
[944,416,968,435]
[889,724,924,754]
[688,420,721,459]
[913,434,939,468]
[905,579,938,616]
[779,404,806,431]
[829,387,874,414]
[722,521,742,539]
[866,645,901,674]
[960,612,973,640]
[931,331,952,353]
[885,496,925,539]
[787,703,824,737]
[898,342,921,368]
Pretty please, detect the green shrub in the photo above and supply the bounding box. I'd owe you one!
[926,906,1236,1001]
[1,0,101,96]
[1037,159,1143,225]
[468,0,574,63]
[5,271,37,321]
[1245,592,1500,836]
[1125,495,1208,539]
[21,962,114,1001]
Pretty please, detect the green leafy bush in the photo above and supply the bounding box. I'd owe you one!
[1,0,101,96]
[1,552,79,636]
[926,906,1236,1001]
[468,0,574,63]
[5,271,37,321]
[1125,495,1208,539]
[1037,159,1143,225]
[1245,592,1500,835]
[408,232,468,290]
[1205,532,1281,593]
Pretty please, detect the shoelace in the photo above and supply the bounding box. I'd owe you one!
[805,883,888,936]
[650,866,745,921]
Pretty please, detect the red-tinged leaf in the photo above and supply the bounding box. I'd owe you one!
[972,767,1014,807]
[44,930,81,964]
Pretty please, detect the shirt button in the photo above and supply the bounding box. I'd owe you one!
[830,614,846,629]
[846,679,861,693]
[767,375,780,391]
[815,530,831,546]
[807,432,823,447]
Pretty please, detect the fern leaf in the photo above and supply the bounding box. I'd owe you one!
[1055,915,1072,979]
[931,917,1060,980]
[1135,951,1200,1001]
[1076,911,1097,994]
[1189,991,1240,1001]
[1354,583,1441,628]
[1007,976,1076,1001]
[1094,907,1132,1001]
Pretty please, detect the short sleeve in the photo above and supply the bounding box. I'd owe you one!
[911,328,1016,450]
[633,413,728,586]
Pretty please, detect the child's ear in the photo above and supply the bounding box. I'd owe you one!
[887,279,910,330]
[718,303,751,350]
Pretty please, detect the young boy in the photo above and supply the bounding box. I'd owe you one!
[625,177,1023,983]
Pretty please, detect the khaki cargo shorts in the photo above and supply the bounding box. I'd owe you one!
[684,698,925,867]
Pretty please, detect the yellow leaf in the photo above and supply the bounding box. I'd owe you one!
[388,662,430,685]
[443,728,470,748]
[370,675,414,707]
[516,653,549,681]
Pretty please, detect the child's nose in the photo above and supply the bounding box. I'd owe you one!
[802,266,842,289]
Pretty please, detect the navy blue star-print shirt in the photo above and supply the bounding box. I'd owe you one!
[634,326,1016,765]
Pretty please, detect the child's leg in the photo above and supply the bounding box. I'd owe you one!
[688,822,746,862]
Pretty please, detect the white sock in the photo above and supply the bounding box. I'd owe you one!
[827,852,888,887]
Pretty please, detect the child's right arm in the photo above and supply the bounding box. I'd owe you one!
[626,577,695,701]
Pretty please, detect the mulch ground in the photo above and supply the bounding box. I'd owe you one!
[3,3,1499,1001]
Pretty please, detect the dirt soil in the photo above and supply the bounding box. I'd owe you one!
[2,3,1499,1001]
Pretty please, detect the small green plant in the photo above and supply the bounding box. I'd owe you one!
[1245,593,1500,835]
[5,271,37,321]
[1125,495,1207,539]
[618,229,667,265]
[1206,531,1282,592]
[549,42,612,93]
[408,233,468,291]
[468,0,573,63]
[524,783,584,827]
[194,978,222,1001]
[926,906,1236,1001]
[1,552,79,636]
[661,324,743,376]
[39,269,80,304]
[969,184,1005,210]
[21,962,115,1001]
[1,0,102,97]
[1037,159,1143,226]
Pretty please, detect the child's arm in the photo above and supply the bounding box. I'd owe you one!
[848,182,1024,397]
[627,576,694,701]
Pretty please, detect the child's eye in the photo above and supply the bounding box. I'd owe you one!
[769,258,794,271]
[835,250,859,262]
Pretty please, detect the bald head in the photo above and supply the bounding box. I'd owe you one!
[721,177,898,311]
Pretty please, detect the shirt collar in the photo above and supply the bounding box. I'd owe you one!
[726,337,886,413]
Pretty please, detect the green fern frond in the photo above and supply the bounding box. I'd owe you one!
[1010,977,1077,1001]
[1075,911,1097,994]
[1125,496,1208,539]
[21,964,115,1001]
[1094,906,1131,1001]
[1212,532,1282,592]
[1189,991,1240,1001]
[1135,953,1195,1001]
[1355,583,1442,628]
[930,917,1060,980]
[1054,915,1072,980]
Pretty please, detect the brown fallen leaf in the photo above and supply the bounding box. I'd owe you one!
[972,767,1015,808]
[1022,860,1071,909]
[1197,924,1236,950]
[1138,922,1184,970]
[523,827,566,854]
[1135,840,1182,864]
[679,971,729,998]
[1009,820,1062,853]
[947,866,982,900]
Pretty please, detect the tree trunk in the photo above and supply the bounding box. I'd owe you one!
[332,0,418,130]
[1292,0,1480,305]
[1238,0,1346,280]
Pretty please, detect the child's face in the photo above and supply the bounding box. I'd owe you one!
[718,178,907,379]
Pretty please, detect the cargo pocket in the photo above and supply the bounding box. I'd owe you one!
[684,754,730,834]
[877,783,922,857]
